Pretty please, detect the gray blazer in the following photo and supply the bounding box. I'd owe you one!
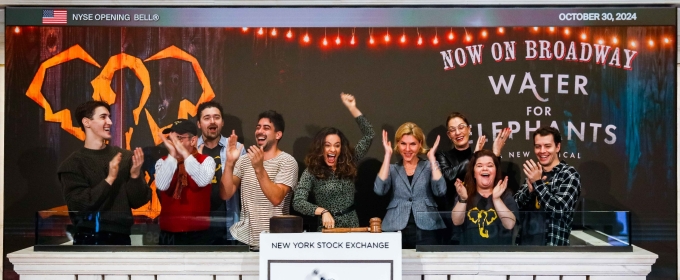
[374,159,447,232]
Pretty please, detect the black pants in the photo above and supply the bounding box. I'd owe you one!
[159,230,211,245]
[401,214,438,249]
[74,228,131,245]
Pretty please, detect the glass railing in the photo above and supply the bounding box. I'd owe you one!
[35,211,250,251]
[413,210,630,252]
[35,210,629,252]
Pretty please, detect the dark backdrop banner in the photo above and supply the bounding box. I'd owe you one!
[4,6,677,279]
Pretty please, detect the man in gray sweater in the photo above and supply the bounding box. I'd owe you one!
[58,101,151,245]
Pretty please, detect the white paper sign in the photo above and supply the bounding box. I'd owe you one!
[260,232,402,280]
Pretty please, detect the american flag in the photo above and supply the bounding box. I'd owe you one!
[42,9,67,24]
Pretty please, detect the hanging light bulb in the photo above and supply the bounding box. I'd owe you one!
[369,36,375,44]
[432,36,439,45]
[242,27,249,32]
[448,31,454,40]
[350,35,355,45]
[417,36,423,45]
[303,33,310,43]
[498,27,504,34]
[336,35,341,45]
[384,33,390,42]
[481,30,487,38]
[401,34,406,43]
[257,28,264,35]
[286,29,293,38]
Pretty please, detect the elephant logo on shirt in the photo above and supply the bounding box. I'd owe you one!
[467,207,498,238]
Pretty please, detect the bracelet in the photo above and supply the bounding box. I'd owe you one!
[320,210,329,216]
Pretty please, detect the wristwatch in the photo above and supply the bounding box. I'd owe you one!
[458,197,467,203]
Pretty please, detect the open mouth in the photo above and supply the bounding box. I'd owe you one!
[326,153,336,164]
[455,136,464,142]
[481,172,491,178]
[208,125,218,133]
[104,127,111,132]
[256,134,266,145]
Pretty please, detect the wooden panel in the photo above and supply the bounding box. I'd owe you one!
[451,276,506,280]
[104,276,130,280]
[215,276,240,280]
[78,276,103,280]
[509,276,534,280]
[562,276,587,280]
[23,275,76,280]
[130,276,155,280]
[590,277,646,280]
[157,276,213,280]
[424,275,447,280]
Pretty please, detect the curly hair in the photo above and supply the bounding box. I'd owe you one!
[304,127,357,180]
[463,149,503,205]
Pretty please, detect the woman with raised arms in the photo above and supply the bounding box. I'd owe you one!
[374,122,445,249]
[293,93,374,231]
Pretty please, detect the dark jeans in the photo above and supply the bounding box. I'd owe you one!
[159,230,212,245]
[74,228,131,245]
[401,214,438,249]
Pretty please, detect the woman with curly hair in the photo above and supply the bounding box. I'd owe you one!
[293,93,374,231]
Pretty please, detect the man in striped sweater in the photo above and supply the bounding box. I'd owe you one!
[220,110,298,251]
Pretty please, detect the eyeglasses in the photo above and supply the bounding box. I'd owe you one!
[447,124,469,133]
[175,135,191,141]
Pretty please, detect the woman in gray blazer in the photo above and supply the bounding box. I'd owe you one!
[374,122,446,249]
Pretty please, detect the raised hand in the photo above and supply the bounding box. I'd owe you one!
[159,131,178,159]
[474,135,487,152]
[106,152,122,184]
[427,135,440,163]
[382,130,393,158]
[322,212,335,229]
[130,147,144,179]
[454,178,468,200]
[226,130,242,165]
[341,92,362,118]
[493,128,511,157]
[523,159,543,184]
[493,176,508,200]
[247,145,265,171]
[170,132,191,159]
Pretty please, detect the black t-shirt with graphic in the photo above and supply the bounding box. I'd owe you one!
[455,190,520,245]
[202,145,225,235]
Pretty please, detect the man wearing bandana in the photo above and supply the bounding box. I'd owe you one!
[155,119,216,245]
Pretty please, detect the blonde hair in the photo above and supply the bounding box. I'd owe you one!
[394,122,429,154]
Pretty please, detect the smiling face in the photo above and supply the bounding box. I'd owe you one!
[398,134,422,163]
[534,134,561,170]
[323,134,342,169]
[83,106,113,141]
[473,155,497,190]
[447,117,470,150]
[197,107,223,142]
[255,117,281,152]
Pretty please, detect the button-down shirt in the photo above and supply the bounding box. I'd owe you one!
[514,160,581,246]
[197,135,245,240]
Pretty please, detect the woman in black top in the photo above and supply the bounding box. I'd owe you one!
[451,150,519,245]
[435,112,510,243]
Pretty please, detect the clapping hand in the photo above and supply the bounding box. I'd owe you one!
[454,179,468,201]
[492,176,508,200]
[474,135,487,152]
[226,130,243,165]
[493,128,511,156]
[427,135,440,163]
[130,147,144,179]
[381,130,393,158]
